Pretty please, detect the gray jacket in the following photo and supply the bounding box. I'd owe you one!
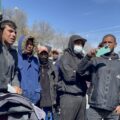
[0,42,19,90]
[0,93,39,120]
[77,53,120,111]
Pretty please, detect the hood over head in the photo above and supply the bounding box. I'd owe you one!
[25,36,35,45]
[67,34,87,55]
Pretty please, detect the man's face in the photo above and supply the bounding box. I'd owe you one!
[38,51,49,64]
[25,41,34,54]
[53,53,59,60]
[74,39,84,46]
[2,25,17,45]
[39,51,48,59]
[102,36,116,50]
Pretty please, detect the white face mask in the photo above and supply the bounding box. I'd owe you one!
[74,45,83,54]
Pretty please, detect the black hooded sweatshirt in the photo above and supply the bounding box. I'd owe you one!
[58,35,88,95]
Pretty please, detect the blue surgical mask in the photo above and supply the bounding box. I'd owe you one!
[74,45,83,54]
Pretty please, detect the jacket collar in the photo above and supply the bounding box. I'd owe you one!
[102,52,119,60]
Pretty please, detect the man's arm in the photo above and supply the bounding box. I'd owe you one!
[77,55,91,75]
[12,67,22,94]
[77,48,97,76]
[18,35,25,55]
[59,56,78,83]
[11,49,22,94]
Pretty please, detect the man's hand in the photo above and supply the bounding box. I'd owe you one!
[87,48,98,58]
[114,105,120,114]
[13,86,22,94]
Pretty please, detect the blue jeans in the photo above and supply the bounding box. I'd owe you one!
[43,107,53,120]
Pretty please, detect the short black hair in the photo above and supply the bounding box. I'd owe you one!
[0,20,17,31]
[51,50,59,55]
[102,34,116,43]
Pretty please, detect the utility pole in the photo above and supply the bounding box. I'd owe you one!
[0,0,2,21]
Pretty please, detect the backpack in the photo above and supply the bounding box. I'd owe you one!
[0,93,45,120]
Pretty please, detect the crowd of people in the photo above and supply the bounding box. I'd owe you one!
[1,19,120,120]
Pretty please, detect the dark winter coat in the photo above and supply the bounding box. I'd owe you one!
[77,53,120,111]
[57,35,88,95]
[40,60,58,107]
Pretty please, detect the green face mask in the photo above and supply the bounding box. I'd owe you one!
[96,45,111,57]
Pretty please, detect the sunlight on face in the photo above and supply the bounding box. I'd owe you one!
[102,36,117,50]
[2,25,17,45]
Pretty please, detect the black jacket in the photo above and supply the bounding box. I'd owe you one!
[77,53,120,111]
[40,60,58,107]
[57,35,88,95]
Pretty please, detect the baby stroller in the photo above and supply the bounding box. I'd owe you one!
[0,93,45,120]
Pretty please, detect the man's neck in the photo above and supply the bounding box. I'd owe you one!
[26,52,33,57]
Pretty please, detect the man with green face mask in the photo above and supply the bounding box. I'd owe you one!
[77,34,120,120]
[57,34,88,120]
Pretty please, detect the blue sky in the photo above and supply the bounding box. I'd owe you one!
[2,0,120,49]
